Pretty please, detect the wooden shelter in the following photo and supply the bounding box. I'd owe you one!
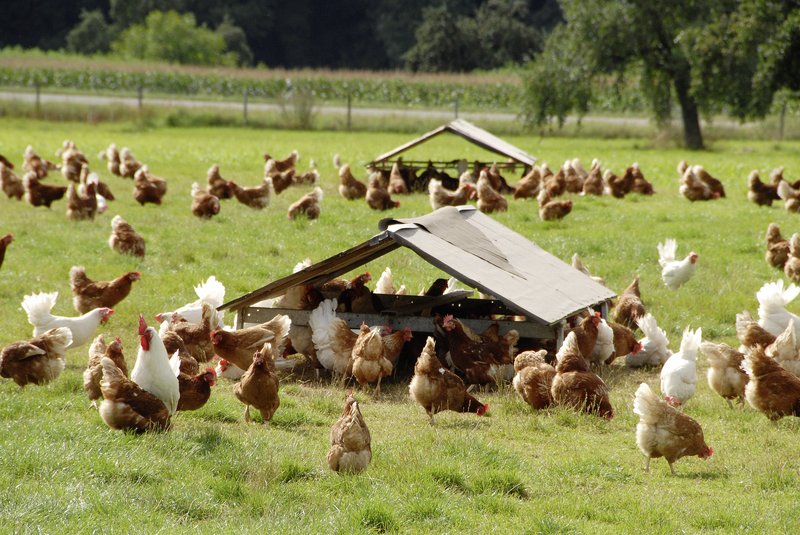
[219,206,615,350]
[367,118,536,176]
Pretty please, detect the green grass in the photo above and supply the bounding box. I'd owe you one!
[1,118,800,532]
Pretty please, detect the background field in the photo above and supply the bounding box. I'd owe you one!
[1,118,800,533]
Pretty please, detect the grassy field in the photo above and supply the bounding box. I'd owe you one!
[1,118,800,533]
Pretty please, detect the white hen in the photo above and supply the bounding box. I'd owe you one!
[626,314,672,368]
[21,291,114,349]
[131,315,180,415]
[756,280,800,338]
[657,239,698,289]
[155,276,226,329]
[765,319,800,376]
[587,318,614,364]
[660,327,701,407]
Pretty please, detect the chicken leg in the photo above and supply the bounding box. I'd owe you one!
[244,405,252,423]
[643,457,650,473]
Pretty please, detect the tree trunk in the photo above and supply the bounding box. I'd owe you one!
[673,74,704,150]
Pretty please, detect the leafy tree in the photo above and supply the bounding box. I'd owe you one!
[65,9,113,55]
[111,10,236,66]
[403,4,480,72]
[471,0,543,69]
[216,14,253,66]
[523,0,800,149]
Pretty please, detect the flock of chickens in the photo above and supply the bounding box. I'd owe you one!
[3,138,800,477]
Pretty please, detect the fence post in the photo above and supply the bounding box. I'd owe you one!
[243,88,249,124]
[347,91,352,131]
[35,83,41,116]
[137,84,143,111]
[779,99,787,140]
[454,97,459,119]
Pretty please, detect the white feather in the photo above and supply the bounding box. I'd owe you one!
[756,280,800,337]
[660,327,701,404]
[131,327,180,415]
[626,314,672,367]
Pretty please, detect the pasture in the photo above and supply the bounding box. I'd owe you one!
[1,117,800,533]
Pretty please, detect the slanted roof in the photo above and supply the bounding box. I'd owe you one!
[219,206,615,326]
[367,119,536,169]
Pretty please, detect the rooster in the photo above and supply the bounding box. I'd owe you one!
[657,239,698,289]
[626,314,671,368]
[660,327,701,407]
[22,291,113,349]
[309,299,358,380]
[428,179,475,210]
[177,368,216,411]
[99,357,170,432]
[234,342,280,423]
[84,335,127,407]
[23,172,67,208]
[742,345,800,420]
[229,177,273,209]
[0,233,12,270]
[1,161,24,200]
[476,169,507,213]
[287,187,323,220]
[0,327,72,387]
[633,382,712,474]
[700,341,748,407]
[551,332,614,418]
[327,391,372,473]
[109,215,145,258]
[409,337,489,424]
[70,266,140,314]
[190,182,220,219]
[765,223,790,269]
[131,315,181,415]
[351,324,393,396]
[338,164,367,200]
[210,314,291,372]
[613,276,645,328]
[206,164,233,199]
[512,350,556,410]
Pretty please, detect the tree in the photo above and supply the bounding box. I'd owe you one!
[403,4,481,72]
[216,14,253,67]
[66,9,113,55]
[471,0,543,69]
[111,10,236,66]
[523,0,800,149]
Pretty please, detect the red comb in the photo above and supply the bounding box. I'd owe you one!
[138,314,147,335]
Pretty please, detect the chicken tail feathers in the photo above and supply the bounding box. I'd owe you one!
[657,239,677,266]
[633,382,667,424]
[757,280,800,311]
[309,299,339,370]
[41,327,73,353]
[194,276,226,308]
[375,267,395,295]
[22,291,58,326]
[679,327,702,356]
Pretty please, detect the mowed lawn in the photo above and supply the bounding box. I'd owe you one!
[1,117,800,533]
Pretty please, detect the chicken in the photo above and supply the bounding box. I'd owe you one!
[571,253,605,286]
[603,168,633,198]
[778,179,800,212]
[476,169,507,213]
[374,267,400,295]
[309,299,358,379]
[512,166,541,200]
[486,162,514,193]
[381,326,412,368]
[0,161,24,200]
[678,164,714,201]
[109,215,146,258]
[629,163,654,195]
[176,368,216,411]
[21,291,113,349]
[70,266,140,314]
[338,164,367,200]
[700,341,748,407]
[742,345,800,420]
[351,324,393,396]
[765,320,800,376]
[287,187,323,220]
[748,170,779,206]
[23,172,67,208]
[229,177,273,209]
[551,332,614,418]
[263,150,298,172]
[215,358,245,381]
[133,166,168,206]
[756,280,800,338]
[0,327,72,387]
[581,160,604,196]
[735,311,775,355]
[118,147,142,178]
[23,145,57,178]
[563,161,584,193]
[206,164,233,199]
[234,342,280,423]
[84,335,127,406]
[570,312,601,360]
[169,303,216,362]
[660,327,701,407]
[613,276,645,328]
[210,314,291,372]
[765,223,790,269]
[190,182,220,219]
[538,189,572,221]
[626,314,672,368]
[387,161,408,194]
[59,141,88,182]
[0,233,12,270]
[606,321,642,365]
[160,330,198,374]
[657,239,698,289]
[587,317,614,365]
[65,181,98,220]
[131,315,181,415]
[333,272,374,313]
[633,382,712,474]
[438,314,516,385]
[98,356,171,432]
[409,336,489,424]
[366,172,400,210]
[264,159,296,194]
[428,179,475,210]
[692,165,725,198]
[0,153,13,169]
[155,276,226,329]
[327,391,372,473]
[785,234,800,283]
[512,350,556,410]
[101,143,121,176]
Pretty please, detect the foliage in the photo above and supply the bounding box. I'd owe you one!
[403,5,481,73]
[215,14,253,67]
[65,9,113,55]
[1,120,800,532]
[111,10,237,66]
